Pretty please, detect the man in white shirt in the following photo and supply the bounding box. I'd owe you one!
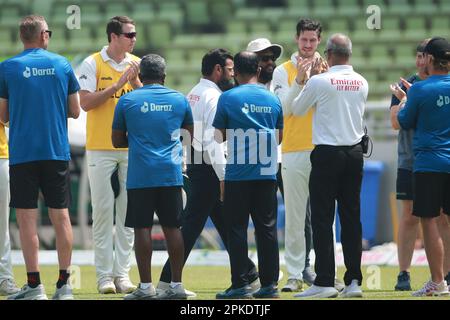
[157,49,259,296]
[292,34,368,299]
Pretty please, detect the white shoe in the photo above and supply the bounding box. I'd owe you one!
[7,284,48,300]
[157,281,196,298]
[412,280,449,297]
[294,285,338,298]
[0,278,20,296]
[98,278,116,294]
[156,283,187,300]
[124,284,157,300]
[334,278,345,292]
[340,280,363,298]
[114,277,137,294]
[281,279,303,292]
[52,284,74,300]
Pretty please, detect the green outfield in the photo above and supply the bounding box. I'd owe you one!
[1,265,449,300]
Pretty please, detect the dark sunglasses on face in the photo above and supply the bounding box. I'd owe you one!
[260,55,276,62]
[42,30,52,38]
[120,32,137,39]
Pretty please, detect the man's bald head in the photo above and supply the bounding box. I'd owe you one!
[234,51,259,76]
[325,33,352,65]
[326,34,352,58]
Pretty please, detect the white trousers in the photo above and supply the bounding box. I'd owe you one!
[0,159,13,281]
[282,151,311,280]
[86,150,134,282]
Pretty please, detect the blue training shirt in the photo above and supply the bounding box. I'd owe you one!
[212,83,283,181]
[398,74,450,173]
[0,48,80,165]
[112,84,193,189]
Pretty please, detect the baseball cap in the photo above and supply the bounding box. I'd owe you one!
[246,38,283,60]
[423,37,450,60]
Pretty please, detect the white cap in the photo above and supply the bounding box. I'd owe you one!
[246,38,283,60]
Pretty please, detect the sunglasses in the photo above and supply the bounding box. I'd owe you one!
[260,55,276,62]
[120,32,137,39]
[42,30,52,38]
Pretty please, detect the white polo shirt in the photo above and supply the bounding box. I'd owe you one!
[291,65,368,146]
[187,78,226,181]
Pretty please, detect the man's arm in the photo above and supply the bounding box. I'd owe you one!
[214,128,226,143]
[0,98,8,124]
[80,66,136,111]
[112,129,128,148]
[181,124,194,146]
[277,128,283,144]
[271,65,302,116]
[291,77,319,116]
[397,86,419,130]
[68,92,81,119]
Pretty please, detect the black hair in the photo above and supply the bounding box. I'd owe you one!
[140,54,166,82]
[201,48,233,76]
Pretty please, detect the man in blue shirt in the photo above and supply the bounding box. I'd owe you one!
[389,39,429,291]
[0,15,80,300]
[112,54,193,300]
[397,37,450,297]
[213,51,283,299]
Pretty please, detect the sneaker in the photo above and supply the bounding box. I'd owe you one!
[334,278,345,292]
[114,277,137,294]
[216,286,253,299]
[98,278,116,294]
[124,284,157,300]
[294,285,338,298]
[249,277,261,293]
[52,284,74,300]
[157,281,197,298]
[395,271,411,291]
[156,284,188,300]
[0,278,20,296]
[412,280,449,297]
[444,273,450,291]
[281,279,303,292]
[7,284,48,300]
[302,267,316,286]
[253,285,280,299]
[339,280,363,298]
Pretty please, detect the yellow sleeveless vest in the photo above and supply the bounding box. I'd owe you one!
[281,61,314,153]
[86,52,139,150]
[0,123,8,159]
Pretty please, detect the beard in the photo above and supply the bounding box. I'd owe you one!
[259,66,274,84]
[218,77,235,91]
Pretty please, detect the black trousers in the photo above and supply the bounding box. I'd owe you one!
[159,162,258,283]
[224,180,279,288]
[277,163,313,268]
[309,144,363,287]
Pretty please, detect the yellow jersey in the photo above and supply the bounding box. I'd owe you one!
[85,52,140,150]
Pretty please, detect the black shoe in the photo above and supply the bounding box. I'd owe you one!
[395,271,411,291]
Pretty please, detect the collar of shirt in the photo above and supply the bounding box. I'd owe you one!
[100,46,133,67]
[198,78,222,92]
[327,65,354,73]
[257,82,270,90]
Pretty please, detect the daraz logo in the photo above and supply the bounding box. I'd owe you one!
[23,66,55,78]
[436,95,449,108]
